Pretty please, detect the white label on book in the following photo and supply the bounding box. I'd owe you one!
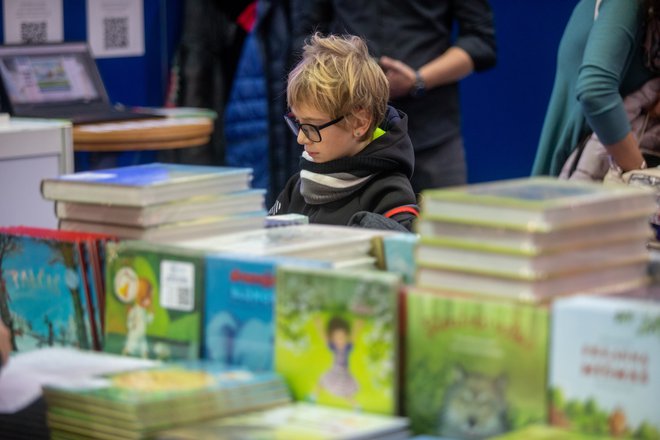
[159,260,195,312]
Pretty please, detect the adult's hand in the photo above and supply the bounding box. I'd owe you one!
[379,56,417,99]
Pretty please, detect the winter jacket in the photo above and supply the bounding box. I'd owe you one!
[269,106,419,231]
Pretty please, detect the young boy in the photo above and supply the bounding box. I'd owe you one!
[268,33,419,231]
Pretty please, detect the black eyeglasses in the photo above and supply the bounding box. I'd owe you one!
[283,113,344,143]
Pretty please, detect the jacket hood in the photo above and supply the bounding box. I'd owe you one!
[300,105,415,178]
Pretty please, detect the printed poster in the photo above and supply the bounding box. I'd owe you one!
[86,0,144,58]
[3,0,63,44]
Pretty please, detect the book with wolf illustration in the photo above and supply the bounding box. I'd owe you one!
[0,227,113,353]
[405,289,549,438]
[203,253,328,372]
[274,266,401,415]
[104,240,204,361]
[549,295,660,439]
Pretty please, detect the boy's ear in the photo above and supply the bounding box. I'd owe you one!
[350,108,373,136]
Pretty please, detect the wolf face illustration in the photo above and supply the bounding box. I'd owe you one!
[439,365,509,439]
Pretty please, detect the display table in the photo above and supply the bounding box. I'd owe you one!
[72,116,213,152]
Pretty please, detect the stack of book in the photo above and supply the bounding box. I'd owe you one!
[41,163,267,242]
[0,226,115,352]
[176,223,392,270]
[154,402,410,440]
[403,177,657,438]
[42,362,291,440]
[415,177,655,301]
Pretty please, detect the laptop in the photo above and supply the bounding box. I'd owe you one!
[0,42,163,124]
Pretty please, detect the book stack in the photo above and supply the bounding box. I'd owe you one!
[155,402,410,440]
[415,177,655,301]
[404,177,657,438]
[0,226,115,352]
[41,163,267,243]
[177,223,392,270]
[42,362,291,440]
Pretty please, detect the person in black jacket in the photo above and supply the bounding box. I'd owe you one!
[292,0,497,192]
[268,33,419,231]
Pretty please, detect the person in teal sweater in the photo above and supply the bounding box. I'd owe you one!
[533,0,659,177]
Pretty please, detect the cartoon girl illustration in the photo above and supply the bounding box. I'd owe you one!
[313,315,361,405]
[122,277,154,358]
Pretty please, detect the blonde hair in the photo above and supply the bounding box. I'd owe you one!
[287,33,389,135]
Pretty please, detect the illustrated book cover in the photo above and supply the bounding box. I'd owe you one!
[0,227,112,353]
[421,177,655,232]
[103,240,204,361]
[203,253,328,371]
[274,266,401,415]
[405,288,549,438]
[549,295,660,439]
[41,162,253,206]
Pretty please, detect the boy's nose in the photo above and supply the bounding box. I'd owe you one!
[297,130,311,145]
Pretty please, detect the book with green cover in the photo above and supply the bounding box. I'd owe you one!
[274,266,401,415]
[405,289,549,438]
[488,424,616,439]
[103,240,204,360]
[421,177,655,232]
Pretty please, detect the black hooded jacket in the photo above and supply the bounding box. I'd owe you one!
[269,106,419,231]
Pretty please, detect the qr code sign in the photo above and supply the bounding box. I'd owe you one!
[21,22,47,43]
[103,16,129,49]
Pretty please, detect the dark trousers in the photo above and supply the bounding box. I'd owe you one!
[411,134,467,194]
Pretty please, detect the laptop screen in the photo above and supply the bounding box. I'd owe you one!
[0,42,108,113]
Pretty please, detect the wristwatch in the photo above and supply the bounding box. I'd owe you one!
[410,70,426,98]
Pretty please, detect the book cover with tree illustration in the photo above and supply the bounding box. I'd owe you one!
[550,296,660,439]
[0,232,93,352]
[274,266,400,415]
[405,289,549,438]
[104,241,204,361]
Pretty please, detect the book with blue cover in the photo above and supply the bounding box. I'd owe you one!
[0,229,96,353]
[203,253,328,372]
[103,240,204,361]
[41,163,253,206]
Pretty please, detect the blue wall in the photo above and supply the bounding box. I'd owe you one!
[461,0,576,182]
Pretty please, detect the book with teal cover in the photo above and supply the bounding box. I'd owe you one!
[421,177,655,232]
[550,296,660,439]
[405,289,549,438]
[203,253,328,371]
[103,241,204,361]
[41,163,253,206]
[0,231,94,352]
[274,266,401,415]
